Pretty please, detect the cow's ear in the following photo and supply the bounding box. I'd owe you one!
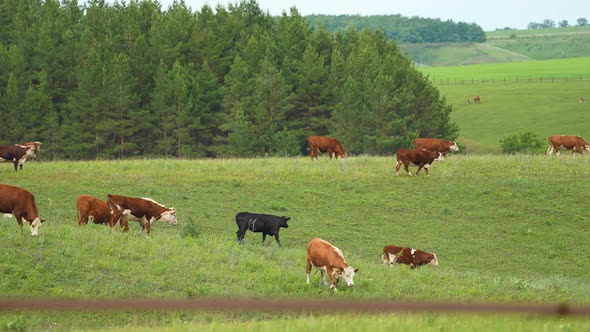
[40,218,46,223]
[285,217,291,221]
[354,268,359,273]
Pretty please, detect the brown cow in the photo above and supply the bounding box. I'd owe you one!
[414,138,459,156]
[306,238,358,293]
[395,148,444,176]
[0,184,45,236]
[107,194,178,238]
[580,97,586,104]
[473,95,481,103]
[76,195,112,226]
[382,245,439,269]
[0,144,36,171]
[546,135,590,157]
[307,135,346,160]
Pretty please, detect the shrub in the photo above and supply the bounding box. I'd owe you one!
[499,131,544,154]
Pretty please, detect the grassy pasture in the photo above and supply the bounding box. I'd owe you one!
[419,58,590,153]
[402,26,590,66]
[1,157,589,330]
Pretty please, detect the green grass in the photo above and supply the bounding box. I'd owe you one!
[1,157,589,330]
[420,57,590,81]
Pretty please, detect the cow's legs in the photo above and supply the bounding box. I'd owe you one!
[306,258,312,283]
[236,225,247,243]
[262,233,267,244]
[144,221,151,238]
[404,162,412,176]
[395,161,402,176]
[274,233,281,246]
[120,219,129,232]
[546,144,554,157]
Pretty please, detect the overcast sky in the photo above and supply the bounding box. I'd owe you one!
[156,0,590,31]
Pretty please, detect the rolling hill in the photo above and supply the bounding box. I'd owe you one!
[401,26,590,67]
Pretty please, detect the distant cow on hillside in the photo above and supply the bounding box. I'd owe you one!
[307,135,346,160]
[579,97,586,104]
[235,212,290,246]
[473,95,481,103]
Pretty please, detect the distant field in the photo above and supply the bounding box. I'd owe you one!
[418,58,590,153]
[486,25,590,39]
[1,157,589,330]
[401,26,590,66]
[420,57,590,81]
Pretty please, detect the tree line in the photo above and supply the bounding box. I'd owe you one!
[305,14,486,44]
[0,0,458,160]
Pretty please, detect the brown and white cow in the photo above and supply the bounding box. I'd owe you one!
[473,95,481,103]
[306,237,358,293]
[106,194,177,237]
[546,135,590,157]
[0,184,45,236]
[395,148,444,176]
[580,97,586,104]
[414,138,459,156]
[76,195,112,226]
[19,141,42,160]
[307,135,346,160]
[0,145,36,171]
[382,245,439,269]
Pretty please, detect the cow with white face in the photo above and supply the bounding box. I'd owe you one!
[107,194,177,238]
[306,237,358,293]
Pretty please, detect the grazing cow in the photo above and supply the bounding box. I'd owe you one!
[0,144,36,171]
[106,194,178,238]
[473,95,481,103]
[382,245,439,269]
[0,184,45,236]
[580,97,586,104]
[235,212,290,246]
[395,148,444,176]
[307,135,346,160]
[414,138,459,156]
[546,135,590,157]
[76,195,112,226]
[306,238,358,292]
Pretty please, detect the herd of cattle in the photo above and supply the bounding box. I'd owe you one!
[2,134,590,291]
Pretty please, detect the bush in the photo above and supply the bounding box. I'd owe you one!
[499,131,544,154]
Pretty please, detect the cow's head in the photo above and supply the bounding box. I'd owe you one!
[386,252,399,266]
[279,216,290,228]
[335,266,359,287]
[29,217,45,236]
[160,208,178,226]
[25,147,36,159]
[585,145,590,153]
[450,141,459,152]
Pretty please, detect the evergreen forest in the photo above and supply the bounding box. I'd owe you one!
[0,0,458,160]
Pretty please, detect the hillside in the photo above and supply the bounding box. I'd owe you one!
[401,26,590,66]
[419,58,590,153]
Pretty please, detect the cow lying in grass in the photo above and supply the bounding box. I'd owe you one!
[382,245,439,269]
